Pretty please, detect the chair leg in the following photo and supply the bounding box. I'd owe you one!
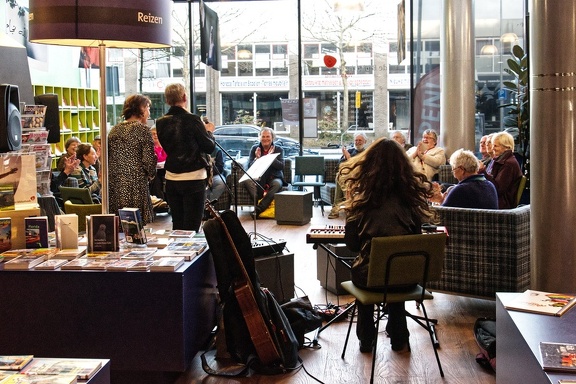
[341,301,357,359]
[415,303,444,377]
[370,305,382,384]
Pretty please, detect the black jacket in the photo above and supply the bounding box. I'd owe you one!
[156,106,215,174]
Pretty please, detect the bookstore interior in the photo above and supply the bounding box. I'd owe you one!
[2,1,576,384]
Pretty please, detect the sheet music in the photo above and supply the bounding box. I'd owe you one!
[239,152,280,183]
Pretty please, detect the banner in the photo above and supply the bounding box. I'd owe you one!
[412,66,441,139]
[200,0,221,71]
[397,0,406,65]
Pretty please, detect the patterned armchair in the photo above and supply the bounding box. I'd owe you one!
[428,204,531,298]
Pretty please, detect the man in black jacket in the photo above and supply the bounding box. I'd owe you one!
[156,83,215,231]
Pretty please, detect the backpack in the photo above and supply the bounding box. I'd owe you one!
[474,317,496,371]
[202,209,300,376]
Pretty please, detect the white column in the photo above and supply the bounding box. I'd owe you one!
[440,0,475,157]
[530,0,576,292]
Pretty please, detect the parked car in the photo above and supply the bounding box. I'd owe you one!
[214,124,302,158]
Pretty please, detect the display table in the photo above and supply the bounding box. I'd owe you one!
[0,250,218,383]
[496,292,576,383]
[275,190,313,225]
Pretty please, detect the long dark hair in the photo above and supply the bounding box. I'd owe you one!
[340,137,434,221]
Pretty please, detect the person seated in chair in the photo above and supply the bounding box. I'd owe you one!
[56,136,81,172]
[241,127,285,218]
[341,138,434,353]
[70,143,101,203]
[429,149,498,209]
[406,129,446,181]
[479,131,522,209]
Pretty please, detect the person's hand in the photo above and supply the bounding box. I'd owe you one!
[342,146,351,160]
[255,147,261,158]
[63,156,80,176]
[268,145,275,154]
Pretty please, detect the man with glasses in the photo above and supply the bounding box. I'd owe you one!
[430,149,497,209]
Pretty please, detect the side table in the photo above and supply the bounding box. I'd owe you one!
[275,190,313,225]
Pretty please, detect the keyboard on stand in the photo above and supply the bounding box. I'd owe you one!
[306,225,345,243]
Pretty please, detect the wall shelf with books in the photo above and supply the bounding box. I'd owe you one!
[32,85,100,168]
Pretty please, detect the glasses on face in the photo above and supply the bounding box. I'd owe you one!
[451,166,463,173]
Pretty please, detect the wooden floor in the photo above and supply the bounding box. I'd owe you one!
[150,206,497,384]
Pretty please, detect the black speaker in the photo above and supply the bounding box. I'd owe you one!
[0,84,22,152]
[34,93,60,144]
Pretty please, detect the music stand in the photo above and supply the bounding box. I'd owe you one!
[239,153,279,240]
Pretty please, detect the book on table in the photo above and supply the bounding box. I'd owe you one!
[87,214,119,252]
[539,341,576,373]
[35,258,68,270]
[120,249,156,261]
[504,289,576,316]
[168,229,196,238]
[0,374,78,384]
[60,258,91,270]
[20,357,102,380]
[0,371,15,381]
[106,259,139,271]
[118,207,147,244]
[52,246,87,260]
[0,355,33,370]
[127,260,154,271]
[3,254,46,270]
[25,216,49,248]
[150,256,185,272]
[55,214,78,250]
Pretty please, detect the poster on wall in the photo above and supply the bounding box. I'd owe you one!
[4,0,48,62]
[200,0,221,71]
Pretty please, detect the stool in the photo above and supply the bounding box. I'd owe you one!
[275,190,313,225]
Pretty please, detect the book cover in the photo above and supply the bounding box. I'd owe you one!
[121,250,156,261]
[0,374,77,384]
[106,259,138,271]
[35,259,68,270]
[3,254,46,270]
[165,240,207,253]
[60,258,91,270]
[168,230,196,238]
[89,214,119,252]
[25,216,49,248]
[540,342,576,372]
[0,185,15,211]
[505,289,576,316]
[52,246,87,260]
[0,355,33,370]
[20,358,102,380]
[153,249,200,262]
[55,214,78,250]
[0,217,11,252]
[0,371,15,381]
[118,208,147,244]
[81,259,115,270]
[150,257,185,272]
[127,260,154,271]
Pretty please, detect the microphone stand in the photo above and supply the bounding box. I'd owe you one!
[214,142,265,234]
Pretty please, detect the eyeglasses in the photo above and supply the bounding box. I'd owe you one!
[451,166,463,173]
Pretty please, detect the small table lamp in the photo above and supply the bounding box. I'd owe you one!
[28,0,172,213]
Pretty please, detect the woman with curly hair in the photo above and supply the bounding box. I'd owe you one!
[341,137,434,353]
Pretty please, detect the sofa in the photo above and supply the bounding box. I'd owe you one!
[428,204,531,298]
[214,158,292,210]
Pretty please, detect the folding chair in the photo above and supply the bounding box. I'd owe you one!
[291,156,325,215]
[341,233,447,383]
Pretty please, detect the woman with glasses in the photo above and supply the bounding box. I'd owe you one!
[430,149,498,209]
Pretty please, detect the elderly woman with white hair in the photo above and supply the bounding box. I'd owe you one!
[431,149,498,209]
[479,131,522,209]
